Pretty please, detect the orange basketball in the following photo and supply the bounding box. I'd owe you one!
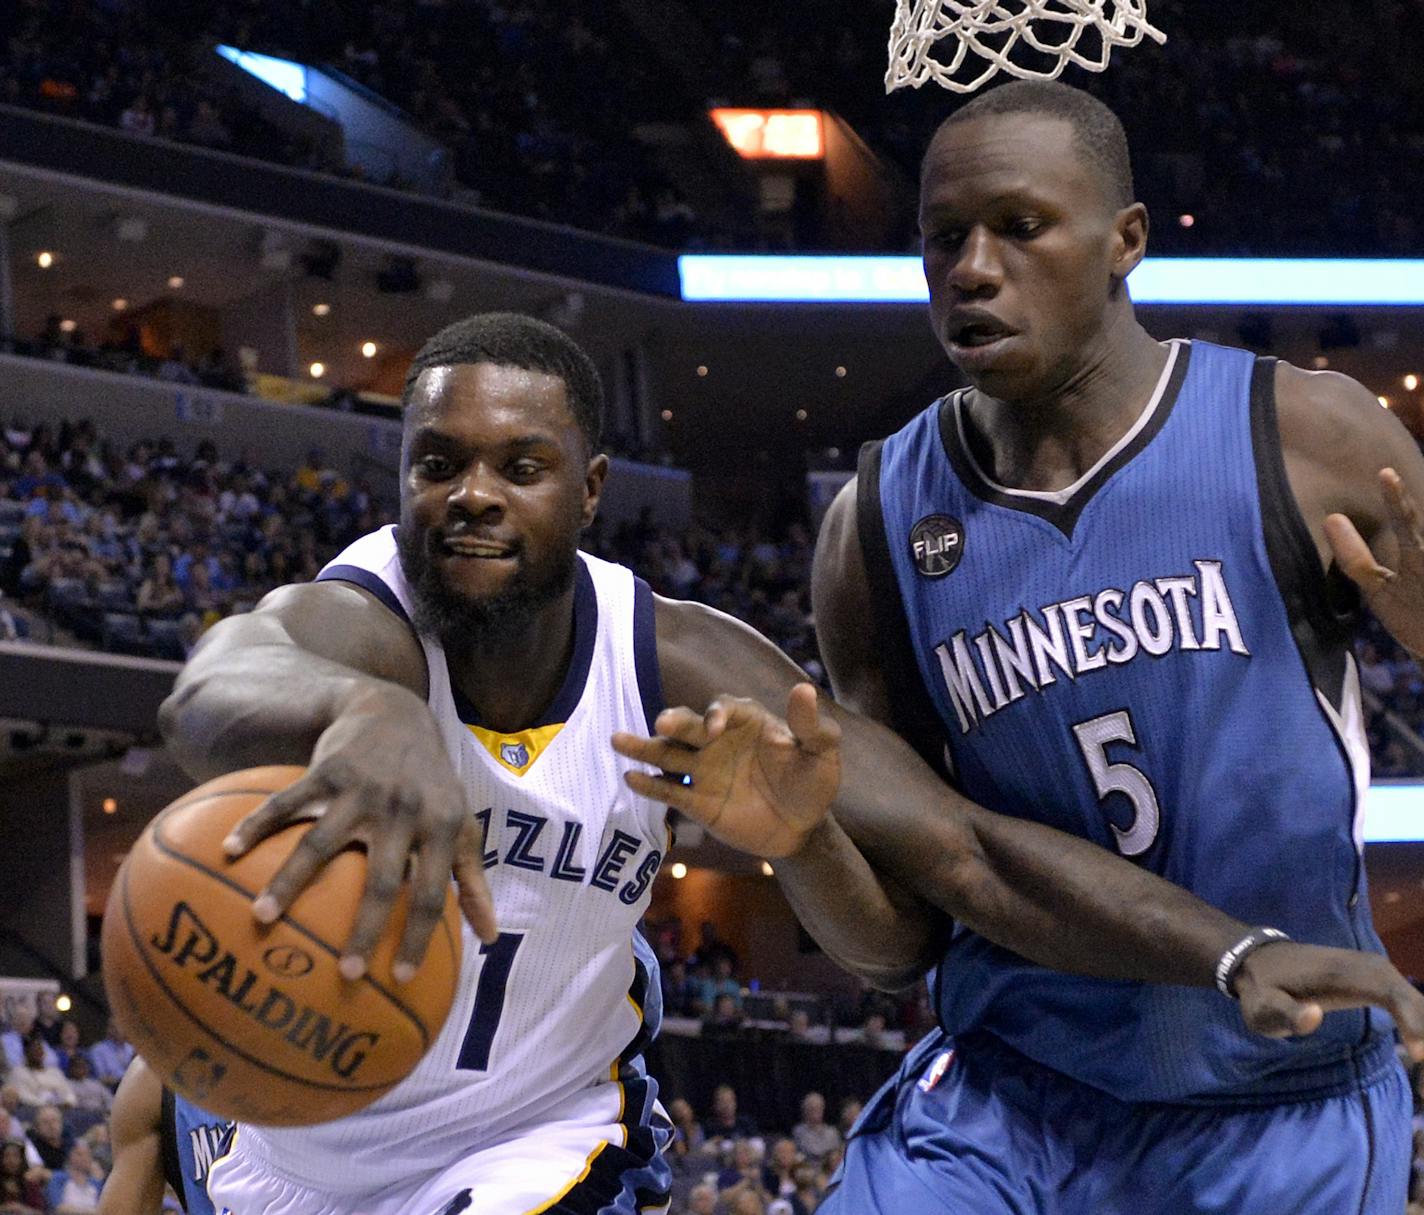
[101,765,463,1126]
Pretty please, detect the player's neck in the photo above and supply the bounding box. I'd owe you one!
[965,319,1168,494]
[444,582,578,734]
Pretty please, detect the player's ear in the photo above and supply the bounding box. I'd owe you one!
[1111,202,1149,281]
[581,452,609,528]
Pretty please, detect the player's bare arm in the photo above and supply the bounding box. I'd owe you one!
[98,1058,165,1215]
[1275,361,1424,657]
[638,594,949,988]
[157,580,498,979]
[621,586,1424,1048]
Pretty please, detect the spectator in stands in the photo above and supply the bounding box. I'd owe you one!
[135,554,184,618]
[691,922,738,974]
[836,1098,861,1140]
[25,1106,70,1172]
[792,1162,825,1214]
[0,1107,39,1180]
[9,1036,77,1109]
[723,1184,769,1215]
[87,1022,132,1090]
[79,1123,110,1177]
[118,95,155,137]
[704,993,746,1036]
[718,1139,768,1197]
[760,1138,804,1208]
[791,1092,840,1165]
[859,1010,888,1050]
[0,1139,44,1214]
[705,1084,758,1141]
[30,997,61,1049]
[52,1023,83,1075]
[665,1097,706,1160]
[43,1138,103,1213]
[661,957,700,1018]
[696,955,743,1015]
[63,1058,110,1118]
[682,1181,717,1215]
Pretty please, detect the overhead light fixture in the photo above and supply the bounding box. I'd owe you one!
[312,302,331,317]
[1405,374,1420,391]
[834,365,847,378]
[671,862,688,880]
[660,409,674,421]
[55,995,72,1013]
[1378,396,1391,408]
[710,109,825,159]
[1178,214,1195,228]
[310,362,325,378]
[795,409,808,421]
[167,275,185,289]
[112,298,128,311]
[696,365,708,377]
[102,797,117,814]
[361,341,377,358]
[761,861,774,876]
[59,319,77,334]
[37,251,54,268]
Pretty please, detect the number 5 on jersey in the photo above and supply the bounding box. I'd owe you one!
[1072,710,1161,857]
[456,932,524,1073]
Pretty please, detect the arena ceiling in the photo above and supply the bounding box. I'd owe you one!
[6,163,1422,466]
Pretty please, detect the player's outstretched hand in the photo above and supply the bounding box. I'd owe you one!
[221,684,499,981]
[1325,467,1424,655]
[611,683,841,859]
[1234,942,1424,1060]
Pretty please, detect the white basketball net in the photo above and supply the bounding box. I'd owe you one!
[886,0,1166,94]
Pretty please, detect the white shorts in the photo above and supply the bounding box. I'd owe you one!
[205,1081,672,1215]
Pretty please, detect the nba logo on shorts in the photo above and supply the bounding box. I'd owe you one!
[918,1049,955,1093]
[500,741,530,769]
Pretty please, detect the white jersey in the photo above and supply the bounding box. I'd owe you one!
[235,527,668,1194]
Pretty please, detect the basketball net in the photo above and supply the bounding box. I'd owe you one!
[886,0,1166,94]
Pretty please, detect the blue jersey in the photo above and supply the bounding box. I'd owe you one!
[161,1090,232,1215]
[862,339,1392,1104]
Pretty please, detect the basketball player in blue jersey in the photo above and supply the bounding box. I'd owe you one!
[161,313,1424,1214]
[629,80,1424,1215]
[101,1057,231,1214]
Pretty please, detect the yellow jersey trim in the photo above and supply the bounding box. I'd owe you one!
[467,721,565,776]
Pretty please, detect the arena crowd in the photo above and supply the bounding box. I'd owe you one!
[1,415,1421,775]
[4,0,1422,254]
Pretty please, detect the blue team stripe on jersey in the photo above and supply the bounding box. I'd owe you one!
[632,578,664,733]
[316,565,409,624]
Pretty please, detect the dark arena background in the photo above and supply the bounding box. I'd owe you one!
[2,1,1424,1212]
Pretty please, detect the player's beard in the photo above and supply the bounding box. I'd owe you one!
[396,523,578,652]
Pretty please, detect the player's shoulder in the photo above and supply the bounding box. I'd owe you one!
[1270,359,1417,468]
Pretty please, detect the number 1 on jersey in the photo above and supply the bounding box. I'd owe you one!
[456,932,524,1073]
[1072,710,1161,856]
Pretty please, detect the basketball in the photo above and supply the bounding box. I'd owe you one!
[100,765,463,1126]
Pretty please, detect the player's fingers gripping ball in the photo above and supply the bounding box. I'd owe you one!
[101,765,462,1125]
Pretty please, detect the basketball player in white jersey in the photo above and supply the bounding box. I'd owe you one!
[159,313,1424,1215]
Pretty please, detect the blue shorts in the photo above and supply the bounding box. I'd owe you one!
[822,1029,1410,1215]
